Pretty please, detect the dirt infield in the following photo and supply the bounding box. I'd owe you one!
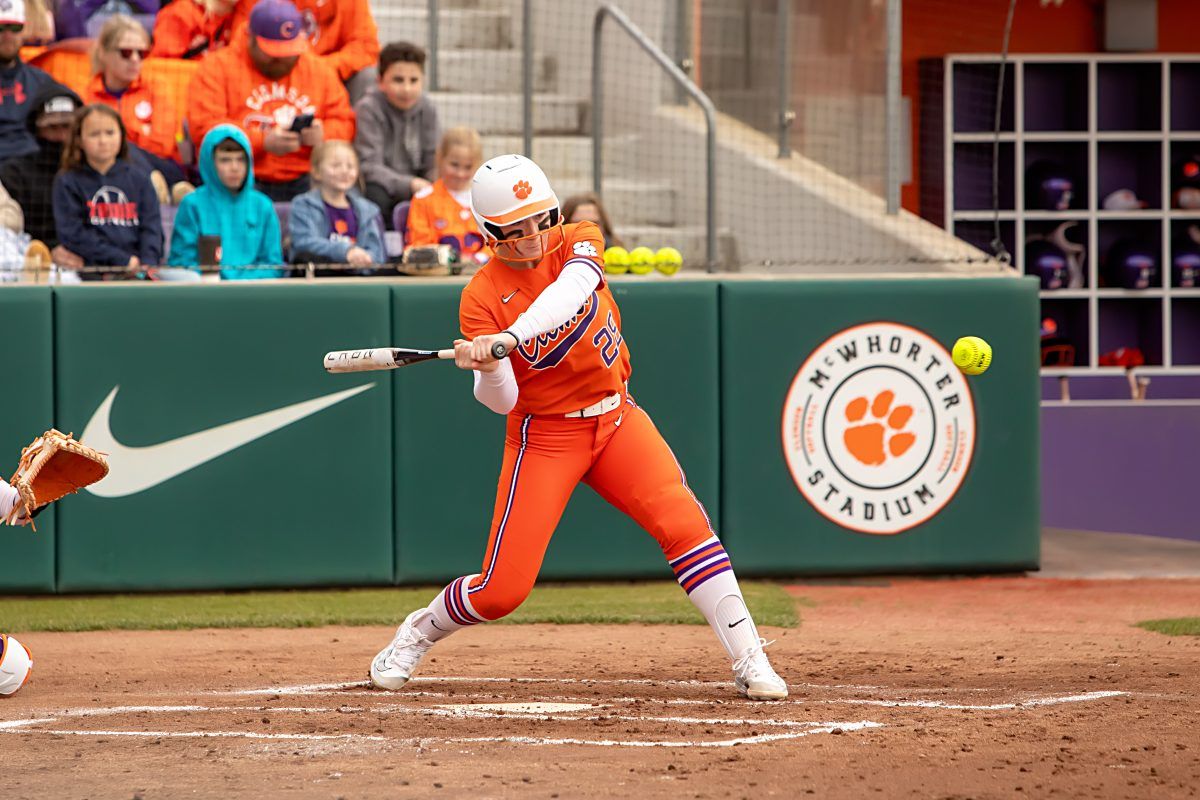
[3,576,1199,799]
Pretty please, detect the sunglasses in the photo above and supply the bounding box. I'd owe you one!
[0,23,24,34]
[117,47,149,60]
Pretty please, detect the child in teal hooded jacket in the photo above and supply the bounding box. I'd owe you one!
[168,123,285,279]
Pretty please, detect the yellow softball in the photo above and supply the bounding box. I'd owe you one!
[628,246,655,275]
[603,246,629,275]
[952,336,992,375]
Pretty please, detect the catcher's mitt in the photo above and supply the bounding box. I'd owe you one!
[5,430,108,529]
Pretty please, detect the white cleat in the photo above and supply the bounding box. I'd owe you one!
[732,638,789,701]
[369,608,434,690]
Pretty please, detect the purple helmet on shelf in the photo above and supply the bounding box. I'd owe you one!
[1171,156,1200,209]
[1025,160,1075,211]
[1104,238,1158,290]
[1172,230,1200,288]
[1025,239,1068,289]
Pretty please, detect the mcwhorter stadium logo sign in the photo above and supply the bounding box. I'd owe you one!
[781,322,975,535]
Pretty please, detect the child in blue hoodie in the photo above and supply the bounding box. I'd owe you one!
[52,104,162,280]
[167,123,284,280]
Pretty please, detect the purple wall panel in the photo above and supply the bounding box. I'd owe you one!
[1042,403,1195,541]
[1042,374,1200,400]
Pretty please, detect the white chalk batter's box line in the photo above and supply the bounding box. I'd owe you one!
[0,702,881,749]
[0,684,1127,750]
[214,679,1128,711]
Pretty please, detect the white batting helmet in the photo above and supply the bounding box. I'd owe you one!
[0,633,32,697]
[471,155,563,260]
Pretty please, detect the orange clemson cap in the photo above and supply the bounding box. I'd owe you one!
[250,0,309,58]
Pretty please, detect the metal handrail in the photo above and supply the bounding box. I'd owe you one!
[592,3,719,273]
[522,0,533,156]
[776,0,795,158]
[427,0,439,91]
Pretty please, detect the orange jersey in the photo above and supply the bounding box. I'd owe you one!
[406,179,491,261]
[149,0,234,59]
[85,73,181,162]
[460,221,632,416]
[229,0,380,81]
[186,34,356,183]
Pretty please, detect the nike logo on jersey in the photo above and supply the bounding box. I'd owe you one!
[728,618,747,629]
[501,290,519,304]
[80,383,374,498]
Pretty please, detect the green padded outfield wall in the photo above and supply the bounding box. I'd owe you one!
[0,288,56,593]
[52,284,395,592]
[391,280,720,584]
[720,277,1040,574]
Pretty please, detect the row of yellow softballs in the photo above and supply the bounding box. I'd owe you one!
[603,246,683,275]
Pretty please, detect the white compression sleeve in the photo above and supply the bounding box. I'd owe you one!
[472,357,518,414]
[0,478,18,523]
[505,261,602,343]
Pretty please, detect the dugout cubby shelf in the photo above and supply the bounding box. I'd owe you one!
[922,53,1200,375]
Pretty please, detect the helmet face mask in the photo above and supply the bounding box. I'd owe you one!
[490,210,564,263]
[471,154,564,265]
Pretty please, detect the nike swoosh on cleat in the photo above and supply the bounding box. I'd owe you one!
[80,383,375,498]
[728,618,747,628]
[501,290,519,303]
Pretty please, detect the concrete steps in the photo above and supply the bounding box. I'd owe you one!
[480,134,639,180]
[371,1,730,257]
[435,50,552,93]
[556,178,676,227]
[374,0,481,8]
[431,92,585,135]
[373,8,512,50]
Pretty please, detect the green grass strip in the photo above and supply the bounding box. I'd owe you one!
[1135,617,1200,636]
[0,581,800,633]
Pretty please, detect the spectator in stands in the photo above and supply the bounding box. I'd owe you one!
[167,123,284,279]
[406,126,489,266]
[55,0,159,40]
[187,0,354,203]
[52,104,162,279]
[229,0,379,102]
[21,0,53,44]
[563,192,623,249]
[0,83,82,258]
[150,0,236,60]
[289,139,384,275]
[0,177,21,231]
[355,41,437,231]
[87,14,191,197]
[0,0,56,162]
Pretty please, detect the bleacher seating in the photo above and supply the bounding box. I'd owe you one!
[391,200,410,242]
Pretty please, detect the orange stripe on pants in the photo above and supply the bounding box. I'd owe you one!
[465,401,714,621]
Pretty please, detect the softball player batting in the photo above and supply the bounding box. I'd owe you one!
[370,154,787,700]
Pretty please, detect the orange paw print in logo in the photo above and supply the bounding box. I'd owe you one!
[513,180,533,200]
[842,390,917,466]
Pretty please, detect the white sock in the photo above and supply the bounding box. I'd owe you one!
[414,574,487,643]
[669,536,763,660]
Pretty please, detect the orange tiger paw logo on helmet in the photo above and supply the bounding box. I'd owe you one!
[843,390,916,466]
[513,180,532,200]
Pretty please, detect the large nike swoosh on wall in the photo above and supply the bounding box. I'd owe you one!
[81,383,375,498]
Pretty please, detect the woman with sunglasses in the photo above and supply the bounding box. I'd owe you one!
[368,154,790,703]
[84,14,189,200]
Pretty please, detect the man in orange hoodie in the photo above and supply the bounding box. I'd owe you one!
[186,0,355,202]
[229,0,379,102]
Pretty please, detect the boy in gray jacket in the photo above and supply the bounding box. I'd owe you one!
[354,41,440,229]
